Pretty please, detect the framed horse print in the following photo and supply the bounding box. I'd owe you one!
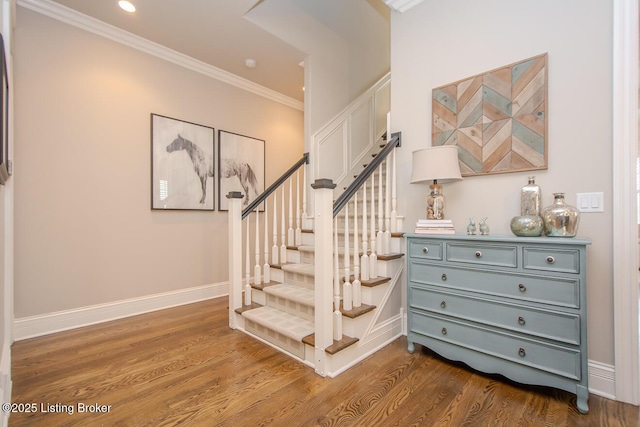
[151,114,215,210]
[218,130,265,211]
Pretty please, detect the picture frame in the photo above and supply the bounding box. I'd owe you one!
[432,53,548,177]
[218,130,265,211]
[151,114,215,210]
[0,33,10,185]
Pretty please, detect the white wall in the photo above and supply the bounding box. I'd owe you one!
[246,0,390,159]
[13,8,303,319]
[391,0,614,365]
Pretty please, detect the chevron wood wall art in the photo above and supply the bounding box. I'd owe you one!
[432,53,548,176]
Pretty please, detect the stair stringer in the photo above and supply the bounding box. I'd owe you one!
[325,258,405,377]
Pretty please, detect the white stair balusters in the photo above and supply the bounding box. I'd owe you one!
[342,202,352,311]
[390,146,398,233]
[301,162,308,228]
[360,180,369,281]
[369,173,378,278]
[263,200,270,284]
[352,191,361,307]
[377,161,384,255]
[383,156,391,254]
[280,185,287,264]
[295,169,302,245]
[360,181,369,280]
[333,218,342,341]
[288,178,294,246]
[271,191,279,265]
[245,215,252,306]
[254,207,261,286]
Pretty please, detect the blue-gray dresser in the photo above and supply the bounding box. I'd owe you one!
[406,234,591,413]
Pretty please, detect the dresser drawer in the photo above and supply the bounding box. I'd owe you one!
[409,285,580,345]
[409,262,580,308]
[408,239,443,261]
[409,311,581,380]
[523,247,580,274]
[446,242,517,268]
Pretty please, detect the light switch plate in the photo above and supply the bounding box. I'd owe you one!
[576,192,604,212]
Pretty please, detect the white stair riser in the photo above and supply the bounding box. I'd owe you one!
[284,270,315,289]
[265,293,314,321]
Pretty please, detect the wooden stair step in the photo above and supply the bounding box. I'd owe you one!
[250,280,279,291]
[241,306,314,341]
[361,276,391,287]
[339,302,376,318]
[270,262,295,270]
[377,252,404,261]
[343,275,391,287]
[302,334,359,355]
[234,302,263,314]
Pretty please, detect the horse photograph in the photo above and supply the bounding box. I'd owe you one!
[218,130,264,210]
[151,114,215,210]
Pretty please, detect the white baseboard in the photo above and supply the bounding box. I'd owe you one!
[14,282,228,341]
[588,360,616,400]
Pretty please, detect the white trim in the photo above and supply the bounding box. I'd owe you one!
[13,282,228,341]
[589,360,616,400]
[612,0,640,405]
[0,340,10,427]
[16,0,304,111]
[382,0,426,13]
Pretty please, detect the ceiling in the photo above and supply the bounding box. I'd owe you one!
[42,0,399,105]
[47,0,309,102]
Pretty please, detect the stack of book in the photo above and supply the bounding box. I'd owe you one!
[414,219,455,234]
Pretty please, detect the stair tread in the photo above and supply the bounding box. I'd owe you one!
[302,334,359,355]
[264,283,314,305]
[281,263,315,276]
[242,306,314,341]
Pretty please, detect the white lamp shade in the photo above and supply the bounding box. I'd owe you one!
[410,145,463,184]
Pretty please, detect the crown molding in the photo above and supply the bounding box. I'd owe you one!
[17,0,304,111]
[383,0,426,13]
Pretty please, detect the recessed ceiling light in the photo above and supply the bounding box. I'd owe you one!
[118,1,136,13]
[245,59,257,68]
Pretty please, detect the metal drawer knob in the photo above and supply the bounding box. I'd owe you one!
[423,247,429,254]
[440,301,447,309]
[546,256,555,264]
[518,283,526,292]
[475,251,482,258]
[518,348,526,357]
[518,316,526,326]
[441,327,447,335]
[441,273,447,281]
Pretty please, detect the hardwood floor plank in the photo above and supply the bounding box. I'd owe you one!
[10,297,640,427]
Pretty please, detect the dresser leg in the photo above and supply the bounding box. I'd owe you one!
[576,385,589,414]
[408,341,415,353]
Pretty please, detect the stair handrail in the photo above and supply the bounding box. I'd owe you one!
[332,132,401,218]
[242,153,309,219]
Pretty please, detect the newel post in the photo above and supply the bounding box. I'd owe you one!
[312,178,336,376]
[227,191,244,329]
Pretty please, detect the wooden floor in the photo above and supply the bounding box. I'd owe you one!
[10,298,639,427]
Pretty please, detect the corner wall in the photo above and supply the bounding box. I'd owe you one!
[13,8,303,321]
[391,0,614,370]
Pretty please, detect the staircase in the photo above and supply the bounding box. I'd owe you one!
[227,132,405,377]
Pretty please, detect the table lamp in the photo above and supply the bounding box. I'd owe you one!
[410,145,462,219]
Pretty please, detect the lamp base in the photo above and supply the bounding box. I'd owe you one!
[427,183,446,220]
